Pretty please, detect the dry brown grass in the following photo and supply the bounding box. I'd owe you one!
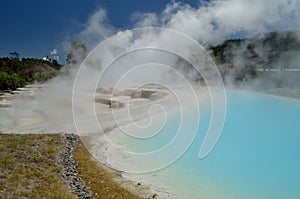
[73,139,142,199]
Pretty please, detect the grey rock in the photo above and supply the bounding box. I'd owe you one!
[60,133,94,199]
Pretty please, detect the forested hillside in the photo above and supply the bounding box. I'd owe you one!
[1,32,299,91]
[210,31,300,84]
[0,52,62,90]
[211,31,300,65]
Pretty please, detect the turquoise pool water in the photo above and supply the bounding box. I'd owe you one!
[106,91,300,199]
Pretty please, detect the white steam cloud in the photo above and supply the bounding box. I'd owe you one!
[132,0,300,45]
[1,0,300,133]
[75,9,116,49]
[62,0,300,60]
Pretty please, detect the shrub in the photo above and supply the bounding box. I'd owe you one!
[0,72,27,90]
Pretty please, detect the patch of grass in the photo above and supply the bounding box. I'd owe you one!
[0,133,145,199]
[73,140,142,199]
[0,134,75,199]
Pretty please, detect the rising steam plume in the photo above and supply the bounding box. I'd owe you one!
[1,0,300,133]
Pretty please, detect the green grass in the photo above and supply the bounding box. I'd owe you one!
[0,134,144,199]
[0,134,75,199]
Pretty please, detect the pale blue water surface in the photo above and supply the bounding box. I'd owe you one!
[110,91,300,199]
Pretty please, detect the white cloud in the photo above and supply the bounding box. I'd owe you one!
[50,49,57,55]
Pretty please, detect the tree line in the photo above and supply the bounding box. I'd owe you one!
[210,31,300,82]
[0,41,88,91]
[0,52,62,91]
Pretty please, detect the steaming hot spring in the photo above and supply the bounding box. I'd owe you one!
[91,88,300,199]
[1,84,300,199]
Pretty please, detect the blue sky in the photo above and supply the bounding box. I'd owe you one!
[2,0,298,62]
[0,0,200,60]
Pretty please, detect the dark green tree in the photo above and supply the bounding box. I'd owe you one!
[9,52,20,60]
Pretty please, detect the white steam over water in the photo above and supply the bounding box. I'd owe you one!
[1,1,300,198]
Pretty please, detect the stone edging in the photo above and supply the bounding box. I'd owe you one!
[60,133,93,199]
